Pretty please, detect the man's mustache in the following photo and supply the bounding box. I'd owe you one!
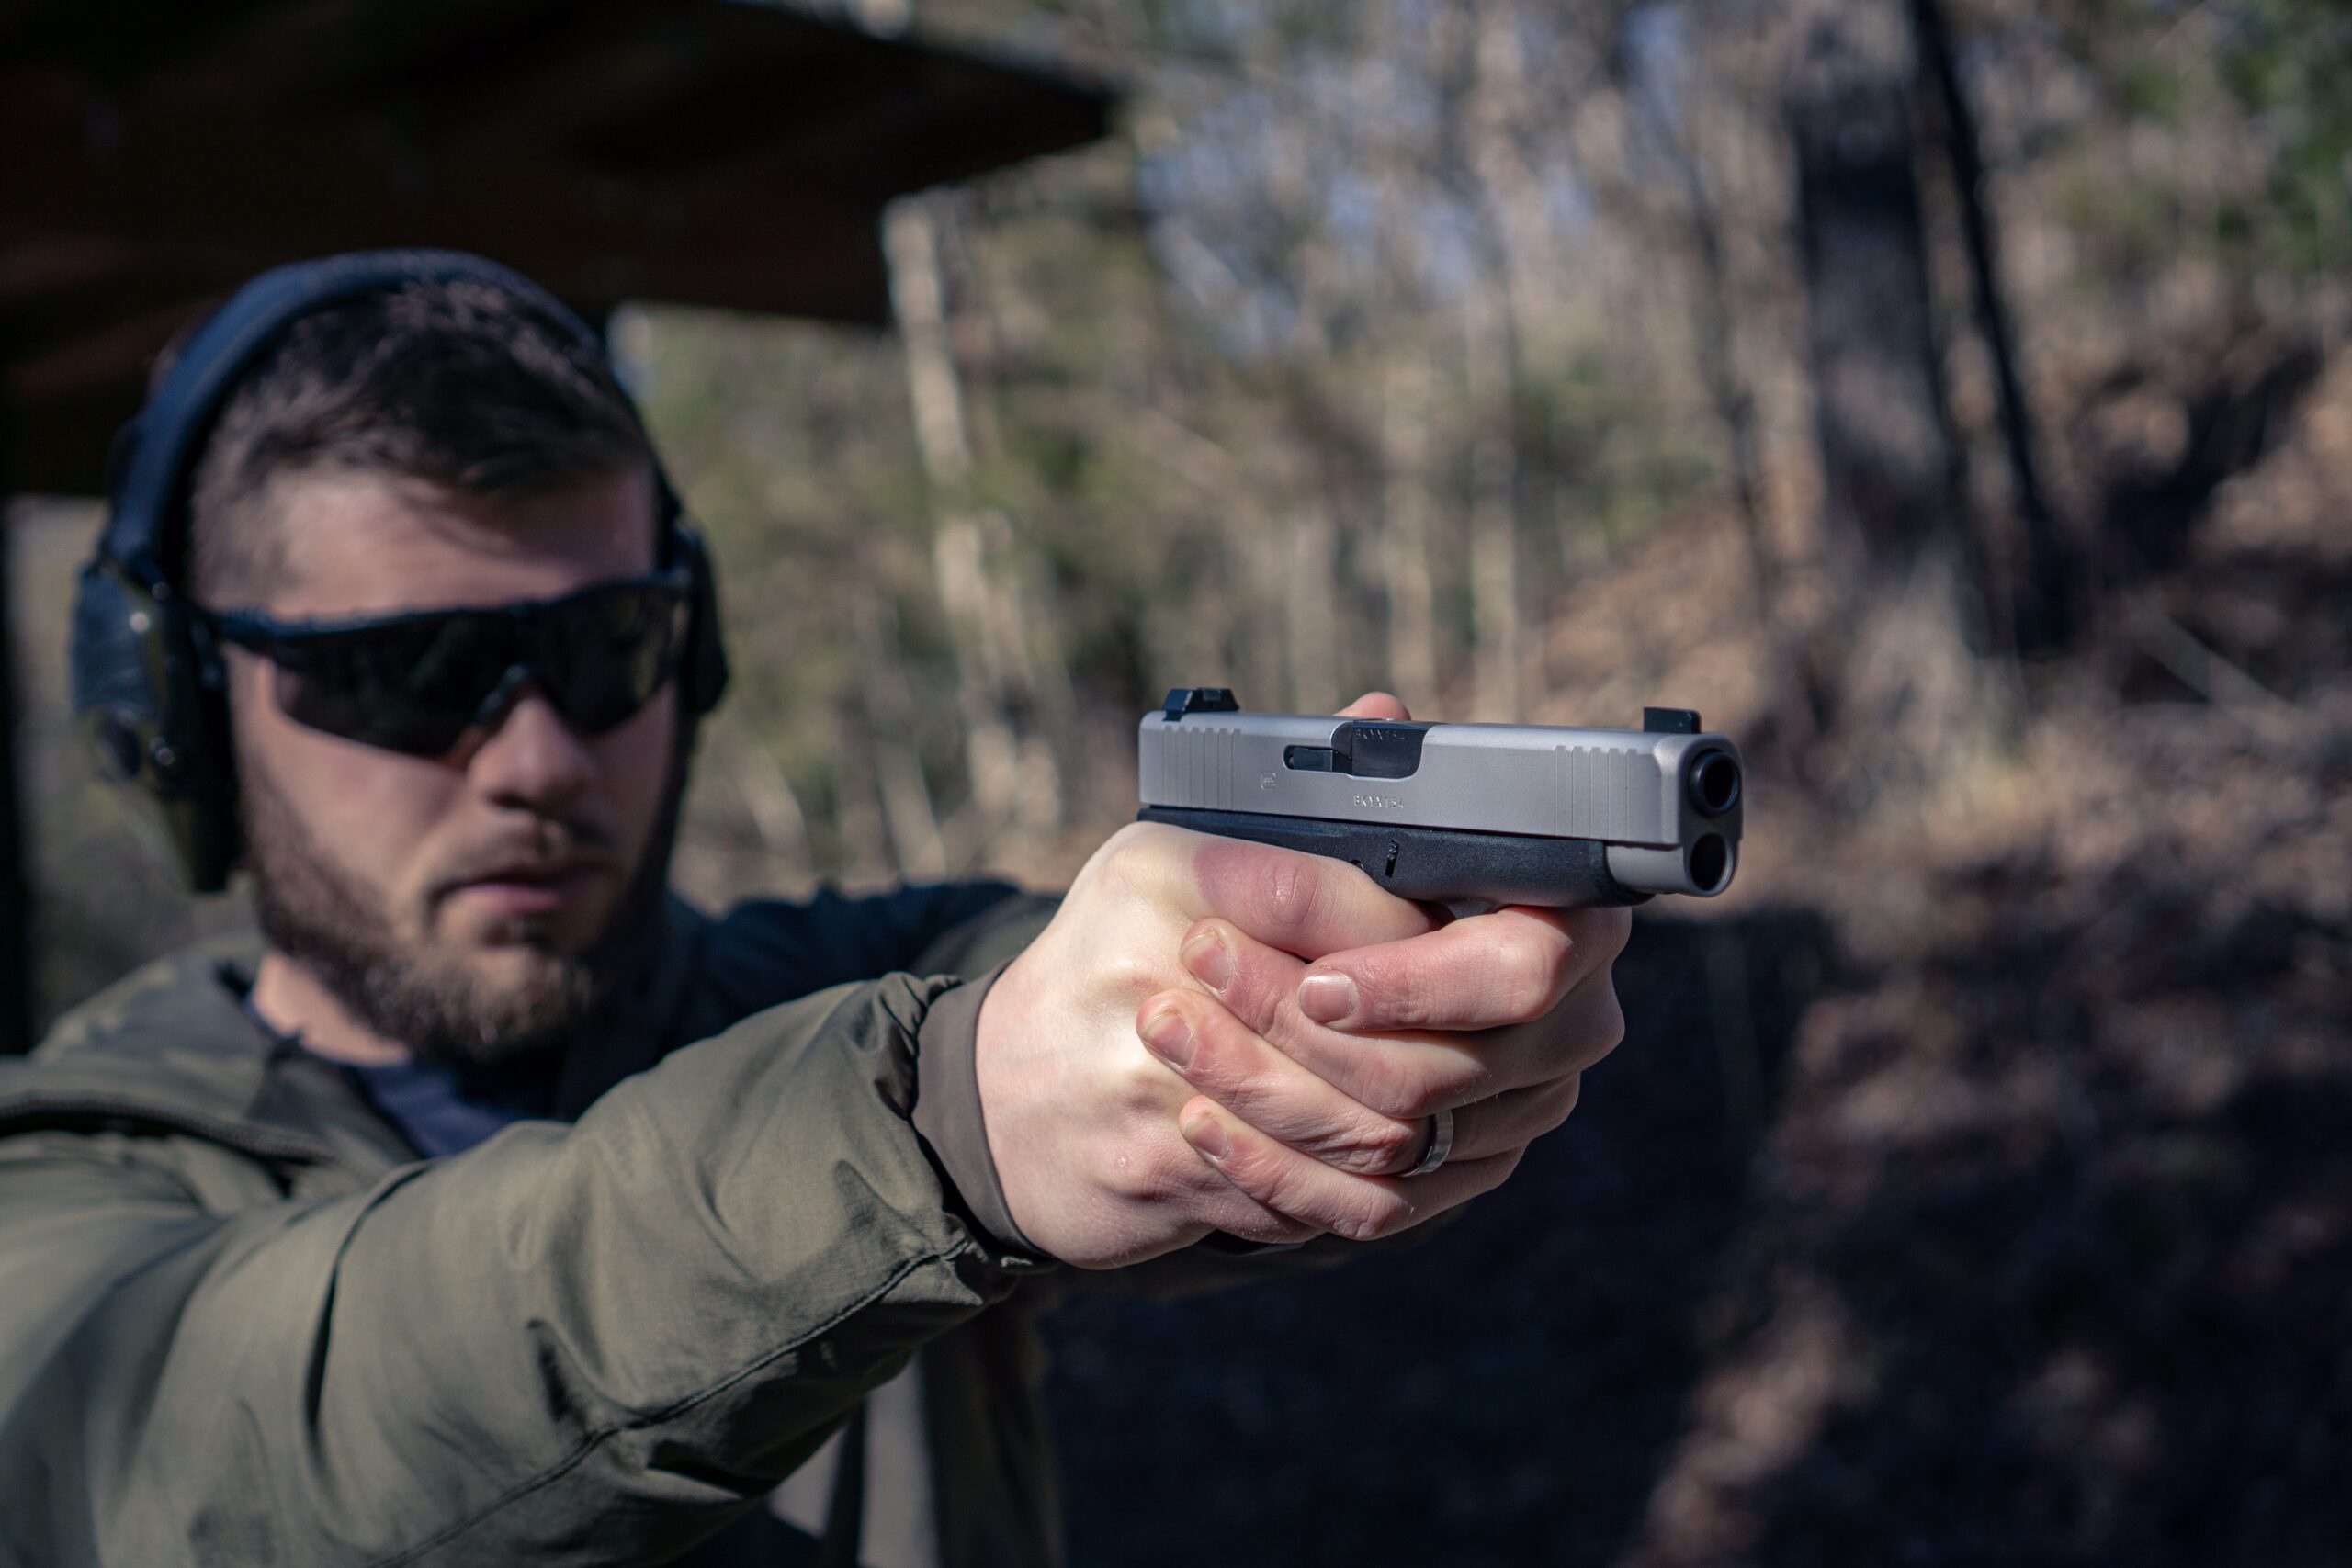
[428,818,619,899]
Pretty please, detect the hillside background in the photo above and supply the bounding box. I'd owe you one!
[9,1,2348,1562]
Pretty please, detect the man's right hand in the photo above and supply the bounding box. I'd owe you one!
[973,820,1423,1267]
[974,807,1624,1269]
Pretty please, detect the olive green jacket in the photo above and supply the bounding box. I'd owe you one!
[0,887,1080,1567]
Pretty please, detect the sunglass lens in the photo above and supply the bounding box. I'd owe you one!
[270,614,512,754]
[540,582,689,734]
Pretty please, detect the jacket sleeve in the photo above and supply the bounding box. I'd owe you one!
[0,976,1042,1568]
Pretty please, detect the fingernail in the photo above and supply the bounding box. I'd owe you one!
[1140,1008,1195,1069]
[1298,972,1358,1024]
[1181,929,1237,994]
[1182,1111,1231,1161]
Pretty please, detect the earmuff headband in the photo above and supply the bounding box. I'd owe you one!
[101,248,684,586]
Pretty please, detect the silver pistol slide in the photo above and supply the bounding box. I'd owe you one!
[1136,688,1745,908]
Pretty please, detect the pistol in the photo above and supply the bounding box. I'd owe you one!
[1136,688,1744,908]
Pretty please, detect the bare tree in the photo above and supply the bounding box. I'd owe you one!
[1784,0,1972,605]
[1908,0,2076,651]
[1455,0,1544,721]
[1626,20,1781,623]
[1782,0,2018,777]
[1378,355,1442,707]
[884,195,1032,849]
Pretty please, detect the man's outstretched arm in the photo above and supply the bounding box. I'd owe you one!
[0,976,1027,1567]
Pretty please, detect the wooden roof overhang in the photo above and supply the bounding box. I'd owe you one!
[0,0,1114,492]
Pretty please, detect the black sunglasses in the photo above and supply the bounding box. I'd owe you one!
[198,570,693,756]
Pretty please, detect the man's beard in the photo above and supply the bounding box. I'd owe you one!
[238,740,684,1075]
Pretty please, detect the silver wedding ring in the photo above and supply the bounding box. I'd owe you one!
[1405,1107,1454,1178]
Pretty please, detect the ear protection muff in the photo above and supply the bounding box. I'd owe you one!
[71,248,729,893]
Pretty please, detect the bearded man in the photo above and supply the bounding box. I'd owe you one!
[0,254,1629,1567]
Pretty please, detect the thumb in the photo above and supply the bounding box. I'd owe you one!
[1335,690,1412,722]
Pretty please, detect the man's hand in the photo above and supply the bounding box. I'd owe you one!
[1148,891,1626,1240]
[975,694,1630,1269]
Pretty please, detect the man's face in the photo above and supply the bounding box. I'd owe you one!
[227,466,682,1069]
